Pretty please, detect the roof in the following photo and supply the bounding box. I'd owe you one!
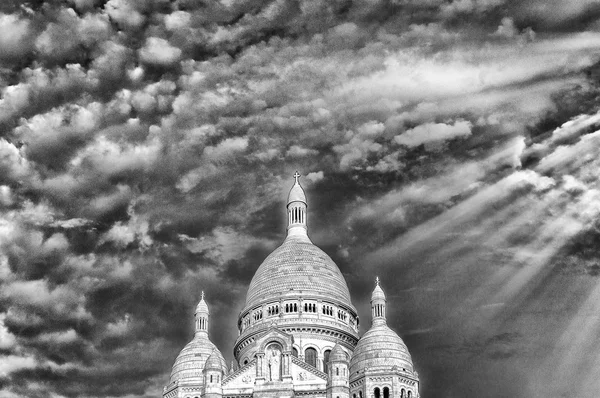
[287,181,307,205]
[349,323,414,376]
[242,234,354,311]
[330,343,348,362]
[169,334,227,384]
[196,293,209,314]
[205,351,222,370]
[371,284,386,302]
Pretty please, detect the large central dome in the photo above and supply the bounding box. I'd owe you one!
[234,173,359,365]
[243,234,353,310]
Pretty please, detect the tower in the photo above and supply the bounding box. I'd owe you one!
[327,343,350,398]
[349,280,419,398]
[203,351,224,398]
[163,293,227,398]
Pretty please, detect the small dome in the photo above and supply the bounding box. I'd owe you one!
[205,351,222,371]
[287,181,307,205]
[371,284,386,301]
[169,335,227,384]
[349,324,414,376]
[330,343,348,362]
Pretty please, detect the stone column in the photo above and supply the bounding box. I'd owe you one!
[256,353,265,380]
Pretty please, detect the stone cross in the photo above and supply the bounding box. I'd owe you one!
[293,171,300,183]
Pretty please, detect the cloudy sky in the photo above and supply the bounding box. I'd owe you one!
[2,0,600,397]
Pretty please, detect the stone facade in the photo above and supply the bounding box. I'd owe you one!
[163,174,420,398]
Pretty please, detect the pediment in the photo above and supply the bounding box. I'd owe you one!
[222,360,257,387]
[254,326,294,353]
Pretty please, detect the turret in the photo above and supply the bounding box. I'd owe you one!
[203,351,223,398]
[286,171,309,240]
[371,277,386,326]
[327,343,349,398]
[195,291,210,336]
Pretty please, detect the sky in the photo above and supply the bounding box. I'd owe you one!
[1,0,600,397]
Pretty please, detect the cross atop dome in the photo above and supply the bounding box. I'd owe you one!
[293,171,300,183]
[376,276,380,286]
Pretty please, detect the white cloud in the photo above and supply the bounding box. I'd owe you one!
[0,314,17,350]
[0,13,33,61]
[305,171,324,183]
[104,0,145,30]
[286,145,318,158]
[165,11,191,31]
[0,355,37,376]
[203,137,249,162]
[139,37,182,66]
[394,120,472,148]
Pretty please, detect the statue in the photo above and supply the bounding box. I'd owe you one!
[266,344,281,381]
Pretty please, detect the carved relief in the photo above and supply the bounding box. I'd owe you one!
[241,375,252,383]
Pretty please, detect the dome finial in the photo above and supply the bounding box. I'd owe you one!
[293,170,300,184]
[201,290,205,300]
[375,276,380,286]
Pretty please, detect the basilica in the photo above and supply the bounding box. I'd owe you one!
[163,173,420,398]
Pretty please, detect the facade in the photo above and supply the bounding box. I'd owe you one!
[163,173,420,398]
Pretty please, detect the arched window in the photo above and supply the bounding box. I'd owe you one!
[336,367,339,376]
[359,391,363,398]
[400,389,405,398]
[407,392,412,398]
[304,347,317,368]
[374,388,381,398]
[353,394,357,398]
[210,375,213,383]
[244,359,248,365]
[383,387,389,398]
[292,347,298,357]
[323,350,331,374]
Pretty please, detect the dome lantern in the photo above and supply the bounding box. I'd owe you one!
[195,291,209,335]
[371,277,387,326]
[286,171,309,240]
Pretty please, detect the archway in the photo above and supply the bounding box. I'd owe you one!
[304,347,317,368]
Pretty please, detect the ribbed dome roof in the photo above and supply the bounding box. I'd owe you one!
[169,335,227,383]
[243,235,353,311]
[349,324,414,376]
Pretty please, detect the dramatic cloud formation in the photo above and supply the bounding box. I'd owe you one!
[1,1,600,397]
